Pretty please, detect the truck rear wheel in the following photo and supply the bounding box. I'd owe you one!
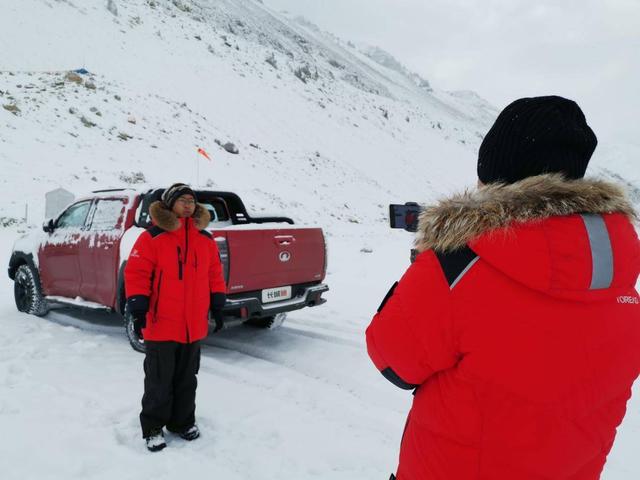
[124,309,146,353]
[244,313,287,329]
[14,264,48,316]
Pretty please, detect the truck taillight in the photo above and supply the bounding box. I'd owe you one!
[322,231,328,278]
[215,236,229,285]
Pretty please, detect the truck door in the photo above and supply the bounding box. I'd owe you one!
[38,200,93,298]
[79,197,128,307]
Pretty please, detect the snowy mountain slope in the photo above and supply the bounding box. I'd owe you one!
[2,0,497,228]
[1,0,634,228]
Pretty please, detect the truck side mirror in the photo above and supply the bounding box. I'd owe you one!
[43,218,55,233]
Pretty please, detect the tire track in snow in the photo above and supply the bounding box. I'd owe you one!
[40,308,398,413]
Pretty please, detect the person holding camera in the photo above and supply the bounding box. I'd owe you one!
[125,183,227,452]
[367,96,640,479]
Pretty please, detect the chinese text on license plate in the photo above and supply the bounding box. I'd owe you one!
[262,286,292,303]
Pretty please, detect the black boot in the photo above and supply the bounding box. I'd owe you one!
[145,428,166,452]
[170,424,200,441]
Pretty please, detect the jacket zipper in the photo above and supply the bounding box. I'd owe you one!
[184,220,190,343]
[185,219,190,267]
[153,271,163,321]
[177,246,183,280]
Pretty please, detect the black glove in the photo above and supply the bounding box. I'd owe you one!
[210,292,227,333]
[127,295,149,337]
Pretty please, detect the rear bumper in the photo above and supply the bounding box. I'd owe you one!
[224,283,329,318]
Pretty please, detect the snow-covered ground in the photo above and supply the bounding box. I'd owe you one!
[1,0,639,478]
[0,225,414,480]
[1,227,639,480]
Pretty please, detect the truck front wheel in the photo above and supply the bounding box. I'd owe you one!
[14,264,48,316]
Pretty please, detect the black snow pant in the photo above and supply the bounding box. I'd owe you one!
[140,340,201,438]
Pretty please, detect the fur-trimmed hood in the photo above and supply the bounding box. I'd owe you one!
[416,174,636,253]
[149,200,211,231]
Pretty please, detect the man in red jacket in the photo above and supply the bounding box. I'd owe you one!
[125,183,227,452]
[367,96,640,479]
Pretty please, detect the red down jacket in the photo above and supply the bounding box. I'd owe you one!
[125,202,226,343]
[367,175,640,479]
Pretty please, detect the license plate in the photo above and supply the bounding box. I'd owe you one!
[262,286,292,303]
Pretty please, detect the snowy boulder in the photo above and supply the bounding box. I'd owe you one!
[172,0,191,13]
[80,116,97,128]
[64,72,83,85]
[223,142,239,154]
[2,103,20,115]
[107,0,118,16]
[328,59,345,70]
[0,216,20,227]
[119,171,146,184]
[265,53,278,69]
[294,64,317,83]
[215,139,239,154]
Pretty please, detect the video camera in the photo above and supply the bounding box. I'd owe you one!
[389,203,422,263]
[389,203,421,232]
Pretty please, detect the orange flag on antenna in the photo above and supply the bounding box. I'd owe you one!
[197,147,212,161]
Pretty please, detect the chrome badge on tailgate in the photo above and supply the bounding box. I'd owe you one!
[279,251,291,262]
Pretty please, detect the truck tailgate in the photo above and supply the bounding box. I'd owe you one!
[223,228,325,293]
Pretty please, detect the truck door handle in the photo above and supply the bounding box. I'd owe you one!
[274,235,295,246]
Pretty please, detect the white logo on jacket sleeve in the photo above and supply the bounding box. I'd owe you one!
[617,296,639,305]
[131,248,140,258]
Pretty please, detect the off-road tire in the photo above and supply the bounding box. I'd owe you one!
[14,264,49,316]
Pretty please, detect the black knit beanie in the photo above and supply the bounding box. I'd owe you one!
[477,96,597,184]
[161,183,197,209]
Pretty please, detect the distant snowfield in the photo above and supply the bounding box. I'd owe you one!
[0,227,639,480]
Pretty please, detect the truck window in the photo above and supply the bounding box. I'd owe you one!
[89,199,127,231]
[56,201,92,229]
[204,198,230,223]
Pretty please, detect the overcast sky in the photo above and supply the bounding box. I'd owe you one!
[265,0,639,145]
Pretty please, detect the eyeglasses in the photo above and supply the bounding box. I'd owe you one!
[176,198,196,205]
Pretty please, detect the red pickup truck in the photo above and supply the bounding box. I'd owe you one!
[8,188,328,352]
